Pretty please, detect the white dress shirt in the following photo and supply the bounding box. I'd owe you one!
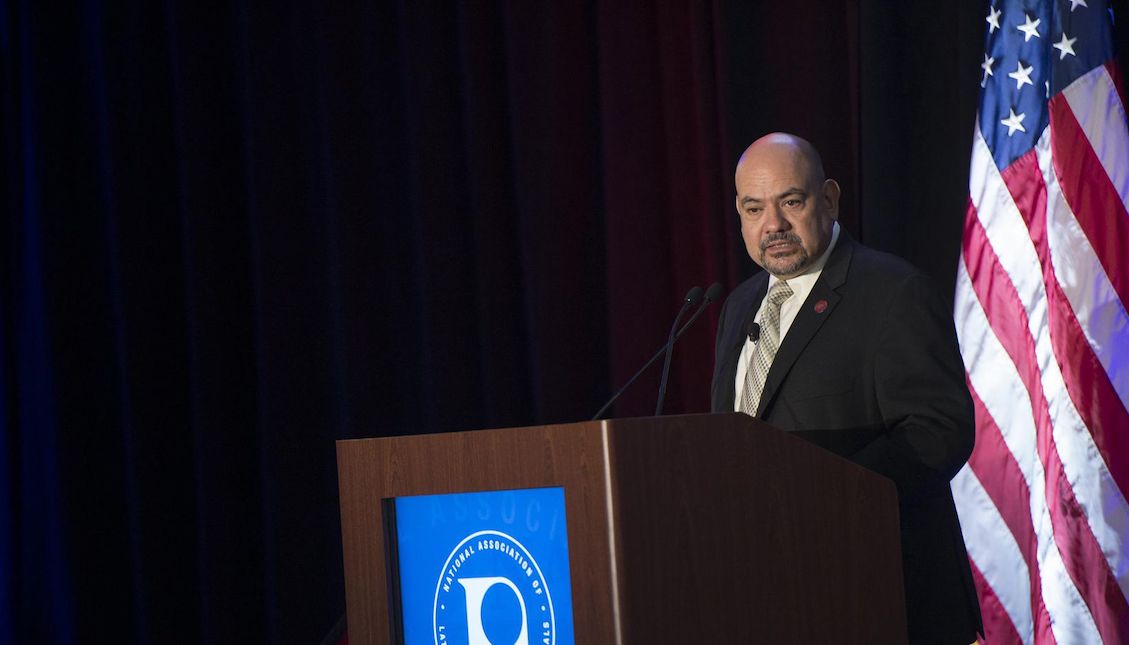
[733,221,841,411]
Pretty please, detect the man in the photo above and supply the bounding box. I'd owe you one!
[711,133,982,644]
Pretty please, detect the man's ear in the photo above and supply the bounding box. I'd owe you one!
[823,179,841,219]
[735,194,744,217]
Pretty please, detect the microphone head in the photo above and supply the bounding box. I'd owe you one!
[704,282,724,303]
[683,285,704,306]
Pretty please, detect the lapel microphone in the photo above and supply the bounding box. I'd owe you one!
[745,320,761,342]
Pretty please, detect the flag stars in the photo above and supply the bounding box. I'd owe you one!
[981,53,996,87]
[1053,33,1078,59]
[986,6,1002,33]
[1017,14,1041,41]
[1008,61,1035,90]
[1001,108,1027,136]
[1069,0,1088,11]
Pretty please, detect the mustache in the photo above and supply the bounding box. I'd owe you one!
[760,232,802,251]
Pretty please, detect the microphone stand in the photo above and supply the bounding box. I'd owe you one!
[591,282,722,421]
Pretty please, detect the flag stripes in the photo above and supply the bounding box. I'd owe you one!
[1034,128,1129,491]
[1052,80,1129,330]
[954,465,1036,645]
[956,257,1085,644]
[962,134,1129,642]
[964,379,1053,643]
[964,379,1040,590]
[969,554,1030,645]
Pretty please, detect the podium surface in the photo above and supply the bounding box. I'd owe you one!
[337,413,907,644]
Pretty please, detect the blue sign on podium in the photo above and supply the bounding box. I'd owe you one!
[390,487,575,645]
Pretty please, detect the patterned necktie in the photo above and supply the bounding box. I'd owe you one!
[740,280,793,415]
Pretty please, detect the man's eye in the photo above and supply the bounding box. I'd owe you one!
[784,199,802,207]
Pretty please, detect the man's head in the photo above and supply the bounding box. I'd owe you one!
[734,133,841,279]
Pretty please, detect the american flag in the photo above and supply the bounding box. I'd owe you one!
[951,0,1129,643]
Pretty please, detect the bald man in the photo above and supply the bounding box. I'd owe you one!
[711,134,982,644]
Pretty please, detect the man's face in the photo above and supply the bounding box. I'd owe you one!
[734,145,840,279]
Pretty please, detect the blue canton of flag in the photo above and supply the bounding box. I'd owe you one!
[979,0,1114,167]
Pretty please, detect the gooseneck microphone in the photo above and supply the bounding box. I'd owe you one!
[591,282,724,421]
[654,286,703,416]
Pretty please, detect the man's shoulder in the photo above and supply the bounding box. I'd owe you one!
[845,240,929,283]
[842,241,952,315]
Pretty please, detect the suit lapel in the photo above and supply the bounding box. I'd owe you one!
[756,235,854,418]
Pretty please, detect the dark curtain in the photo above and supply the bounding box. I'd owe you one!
[5,1,1122,643]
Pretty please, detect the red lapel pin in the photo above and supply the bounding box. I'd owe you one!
[814,299,828,313]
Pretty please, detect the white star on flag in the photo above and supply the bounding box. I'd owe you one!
[1017,14,1041,41]
[981,54,996,86]
[1000,108,1026,135]
[1053,33,1078,59]
[1069,0,1088,10]
[986,6,1002,33]
[1008,61,1035,90]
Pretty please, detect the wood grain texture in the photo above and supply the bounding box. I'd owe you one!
[607,413,906,643]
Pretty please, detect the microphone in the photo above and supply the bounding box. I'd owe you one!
[590,282,724,421]
[654,282,723,415]
[746,320,761,342]
[654,286,704,416]
[703,282,724,307]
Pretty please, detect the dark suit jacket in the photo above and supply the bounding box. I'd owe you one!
[712,232,982,644]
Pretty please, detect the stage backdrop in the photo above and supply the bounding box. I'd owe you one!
[5,1,1121,643]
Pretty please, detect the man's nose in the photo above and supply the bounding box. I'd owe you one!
[763,205,790,231]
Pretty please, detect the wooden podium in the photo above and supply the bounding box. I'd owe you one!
[337,412,907,644]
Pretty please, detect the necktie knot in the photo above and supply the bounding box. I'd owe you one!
[767,280,793,307]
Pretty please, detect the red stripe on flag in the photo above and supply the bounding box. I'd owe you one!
[969,554,1027,645]
[961,211,1039,389]
[1047,93,1129,311]
[965,375,1054,643]
[962,208,1129,644]
[1002,148,1129,500]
